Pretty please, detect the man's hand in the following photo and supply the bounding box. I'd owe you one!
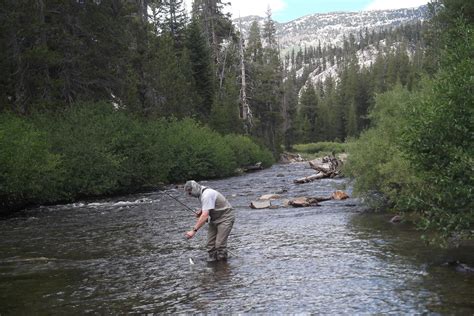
[185,230,196,239]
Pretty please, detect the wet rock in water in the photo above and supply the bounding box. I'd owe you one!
[259,194,281,200]
[443,260,474,273]
[272,199,290,208]
[390,215,402,223]
[331,190,349,200]
[289,197,321,207]
[275,188,289,194]
[250,200,271,209]
[276,173,285,177]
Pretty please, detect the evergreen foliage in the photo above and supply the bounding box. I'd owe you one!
[245,11,284,157]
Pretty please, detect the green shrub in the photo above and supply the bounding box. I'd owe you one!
[164,118,237,182]
[39,103,128,197]
[344,86,420,211]
[0,113,61,209]
[400,19,474,237]
[224,134,274,168]
[111,117,172,191]
[1,104,276,211]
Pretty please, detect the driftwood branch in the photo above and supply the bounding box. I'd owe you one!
[293,172,326,184]
[294,154,344,184]
[243,162,263,172]
[288,196,332,207]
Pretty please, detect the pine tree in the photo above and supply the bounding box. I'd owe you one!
[255,9,284,156]
[298,83,318,142]
[158,0,188,48]
[185,17,215,120]
[282,70,299,149]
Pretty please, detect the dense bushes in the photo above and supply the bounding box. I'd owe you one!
[399,18,473,237]
[343,86,421,211]
[224,134,274,168]
[344,1,473,241]
[0,103,274,212]
[345,79,472,239]
[0,114,61,209]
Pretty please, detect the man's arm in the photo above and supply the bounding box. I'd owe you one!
[185,210,209,239]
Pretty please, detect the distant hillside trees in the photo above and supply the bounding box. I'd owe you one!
[281,21,428,145]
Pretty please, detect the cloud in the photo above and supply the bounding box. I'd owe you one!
[183,0,286,19]
[365,0,430,11]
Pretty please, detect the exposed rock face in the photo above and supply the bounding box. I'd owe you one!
[234,6,427,89]
[234,6,427,51]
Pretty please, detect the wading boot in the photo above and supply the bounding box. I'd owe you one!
[207,251,217,263]
[216,250,228,261]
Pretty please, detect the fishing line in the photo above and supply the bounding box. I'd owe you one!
[163,191,239,260]
[162,191,198,215]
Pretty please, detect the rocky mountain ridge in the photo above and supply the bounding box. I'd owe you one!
[235,6,428,52]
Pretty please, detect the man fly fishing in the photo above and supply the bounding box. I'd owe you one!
[183,180,235,262]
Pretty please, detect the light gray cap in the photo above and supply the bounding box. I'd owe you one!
[184,180,203,198]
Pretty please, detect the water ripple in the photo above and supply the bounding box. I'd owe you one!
[0,163,473,314]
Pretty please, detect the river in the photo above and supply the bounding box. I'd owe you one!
[0,162,473,314]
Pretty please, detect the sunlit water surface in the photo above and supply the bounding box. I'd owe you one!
[1,162,473,314]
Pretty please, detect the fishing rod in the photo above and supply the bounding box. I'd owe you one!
[163,191,198,215]
[163,192,239,260]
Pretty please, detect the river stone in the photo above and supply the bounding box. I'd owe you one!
[250,200,271,209]
[259,194,281,200]
[331,190,350,200]
[288,197,320,207]
[390,215,402,223]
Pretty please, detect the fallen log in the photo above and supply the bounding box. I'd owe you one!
[288,196,332,207]
[308,154,343,177]
[243,162,263,172]
[293,172,326,184]
[288,191,349,207]
[295,154,344,184]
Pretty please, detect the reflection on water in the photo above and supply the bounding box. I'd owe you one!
[0,162,473,314]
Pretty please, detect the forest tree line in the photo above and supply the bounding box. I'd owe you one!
[0,0,472,241]
[0,0,279,211]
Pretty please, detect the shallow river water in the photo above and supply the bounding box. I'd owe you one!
[1,162,473,314]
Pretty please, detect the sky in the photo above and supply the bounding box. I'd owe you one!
[184,0,431,23]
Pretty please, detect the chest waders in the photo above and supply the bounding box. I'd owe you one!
[207,208,235,261]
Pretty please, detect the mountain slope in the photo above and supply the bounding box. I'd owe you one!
[235,6,428,51]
